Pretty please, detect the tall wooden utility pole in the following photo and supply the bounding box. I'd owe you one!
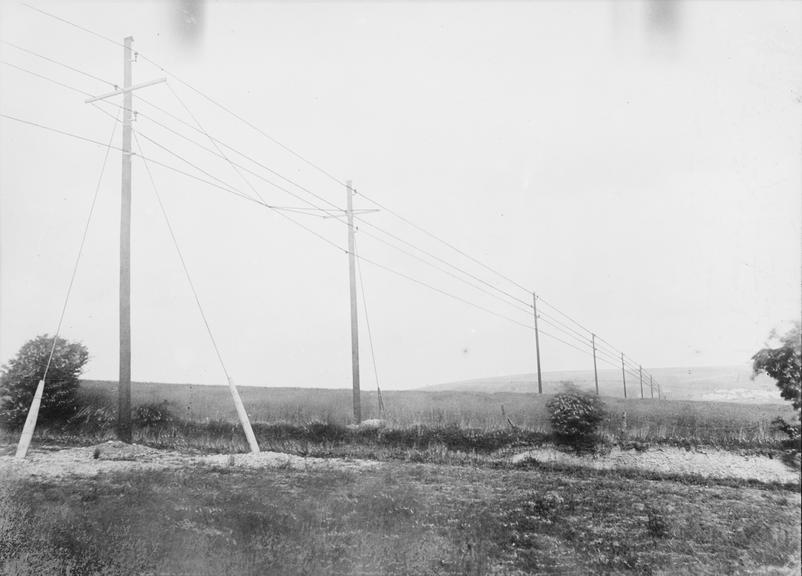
[591,334,599,396]
[650,374,654,399]
[118,36,133,443]
[532,293,542,394]
[621,352,627,399]
[639,365,644,399]
[346,181,361,423]
[84,38,165,443]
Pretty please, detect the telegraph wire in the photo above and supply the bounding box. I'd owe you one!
[4,111,659,393]
[356,226,535,316]
[15,5,573,325]
[136,91,344,212]
[38,116,119,385]
[354,216,534,309]
[355,189,532,294]
[153,85,546,319]
[133,129,235,382]
[130,94,537,313]
[131,129,246,196]
[0,59,93,97]
[165,82,262,205]
[1,40,117,88]
[538,309,592,344]
[4,23,660,387]
[21,2,124,49]
[131,98,342,213]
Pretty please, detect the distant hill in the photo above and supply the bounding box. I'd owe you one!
[423,365,785,404]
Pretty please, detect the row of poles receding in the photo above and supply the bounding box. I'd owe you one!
[4,15,663,453]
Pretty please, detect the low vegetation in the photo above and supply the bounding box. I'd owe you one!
[0,335,88,430]
[0,379,784,459]
[1,459,799,575]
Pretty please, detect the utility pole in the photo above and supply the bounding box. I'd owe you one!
[650,374,654,399]
[591,333,599,396]
[118,36,133,443]
[621,352,627,399]
[639,365,644,399]
[83,38,165,444]
[346,181,361,423]
[532,293,542,394]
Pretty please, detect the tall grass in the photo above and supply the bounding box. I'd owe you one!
[73,380,795,449]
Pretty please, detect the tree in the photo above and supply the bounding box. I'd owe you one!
[753,323,801,446]
[0,335,89,430]
[752,322,801,414]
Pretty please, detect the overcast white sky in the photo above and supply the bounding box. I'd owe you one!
[0,0,800,390]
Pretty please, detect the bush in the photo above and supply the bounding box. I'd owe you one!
[546,389,606,450]
[0,335,88,430]
[133,403,175,427]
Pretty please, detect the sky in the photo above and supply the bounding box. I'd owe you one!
[0,0,800,392]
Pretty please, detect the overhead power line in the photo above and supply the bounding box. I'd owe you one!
[1,40,117,88]
[1,59,92,97]
[22,2,124,49]
[6,18,659,388]
[133,130,234,382]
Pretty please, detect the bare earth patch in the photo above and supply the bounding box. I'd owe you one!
[0,440,379,480]
[511,445,799,483]
[1,440,799,485]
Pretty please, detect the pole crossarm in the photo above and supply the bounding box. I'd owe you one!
[84,77,166,103]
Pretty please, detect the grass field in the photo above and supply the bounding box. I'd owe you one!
[74,379,796,449]
[1,459,799,575]
[429,364,784,403]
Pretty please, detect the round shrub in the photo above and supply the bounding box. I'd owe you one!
[133,403,175,427]
[546,389,606,448]
[0,335,88,430]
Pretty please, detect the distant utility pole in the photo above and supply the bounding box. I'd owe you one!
[639,365,644,399]
[84,37,165,443]
[346,181,361,423]
[621,352,627,399]
[532,293,542,394]
[650,374,654,399]
[591,334,599,396]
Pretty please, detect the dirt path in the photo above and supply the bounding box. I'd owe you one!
[1,441,799,484]
[0,441,378,480]
[511,446,800,484]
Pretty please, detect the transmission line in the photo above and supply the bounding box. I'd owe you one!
[5,21,661,389]
[1,40,117,88]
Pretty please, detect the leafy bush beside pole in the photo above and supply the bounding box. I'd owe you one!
[0,334,89,430]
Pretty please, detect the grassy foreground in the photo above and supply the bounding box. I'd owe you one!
[1,460,799,576]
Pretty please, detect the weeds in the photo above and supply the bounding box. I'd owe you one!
[72,381,796,449]
[645,507,670,538]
